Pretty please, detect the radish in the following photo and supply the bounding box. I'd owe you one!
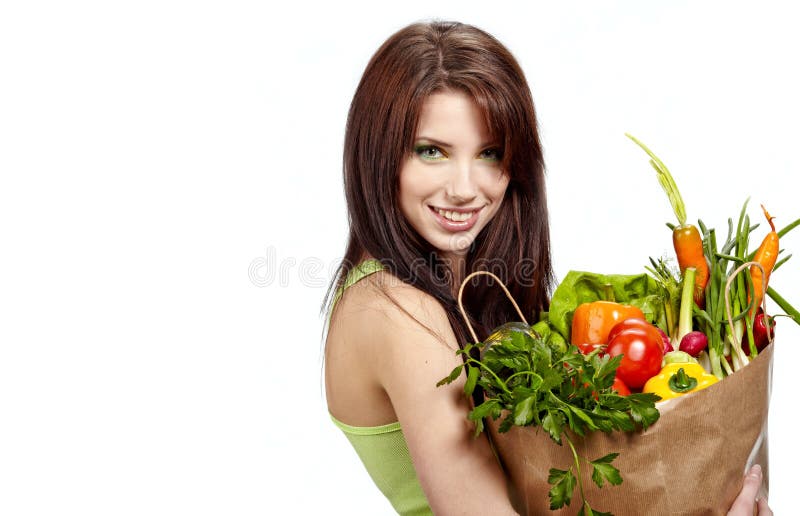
[679,331,708,357]
[655,327,673,353]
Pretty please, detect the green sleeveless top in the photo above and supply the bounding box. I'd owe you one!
[328,259,433,516]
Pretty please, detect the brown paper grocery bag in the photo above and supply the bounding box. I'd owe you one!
[488,344,772,516]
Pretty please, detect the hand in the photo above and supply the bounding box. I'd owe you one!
[727,464,772,516]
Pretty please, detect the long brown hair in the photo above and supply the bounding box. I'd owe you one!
[324,20,553,347]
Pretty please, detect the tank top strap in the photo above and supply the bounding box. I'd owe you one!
[342,258,385,291]
[329,258,386,316]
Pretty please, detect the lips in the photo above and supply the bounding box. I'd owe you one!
[429,205,482,232]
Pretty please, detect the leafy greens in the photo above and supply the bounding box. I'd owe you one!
[438,322,660,514]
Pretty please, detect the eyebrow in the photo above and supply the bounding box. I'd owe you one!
[415,136,499,149]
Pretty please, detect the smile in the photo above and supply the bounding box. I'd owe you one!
[434,207,478,222]
[429,205,483,232]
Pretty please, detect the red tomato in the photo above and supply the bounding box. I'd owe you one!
[577,342,606,355]
[606,327,664,389]
[581,377,630,399]
[611,376,631,396]
[607,318,665,353]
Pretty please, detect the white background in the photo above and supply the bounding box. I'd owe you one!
[1,1,798,514]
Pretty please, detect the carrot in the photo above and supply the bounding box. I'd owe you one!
[672,225,709,306]
[626,134,710,307]
[749,204,779,316]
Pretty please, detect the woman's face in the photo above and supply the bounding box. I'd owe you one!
[398,90,510,261]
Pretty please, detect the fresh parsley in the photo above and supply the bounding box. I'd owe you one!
[438,323,661,515]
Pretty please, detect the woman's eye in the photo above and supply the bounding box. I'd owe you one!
[414,145,445,161]
[480,148,503,162]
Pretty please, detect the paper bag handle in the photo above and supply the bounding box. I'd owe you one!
[456,271,529,344]
[723,261,774,351]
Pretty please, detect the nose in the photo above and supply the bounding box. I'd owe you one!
[445,159,478,204]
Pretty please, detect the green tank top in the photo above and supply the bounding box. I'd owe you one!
[328,259,433,516]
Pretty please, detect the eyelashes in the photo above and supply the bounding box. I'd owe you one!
[479,148,502,162]
[414,144,445,161]
[413,144,503,163]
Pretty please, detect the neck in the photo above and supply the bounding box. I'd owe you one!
[439,251,467,296]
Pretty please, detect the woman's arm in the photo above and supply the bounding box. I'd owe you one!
[362,276,518,515]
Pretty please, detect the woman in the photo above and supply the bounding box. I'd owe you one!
[323,20,770,515]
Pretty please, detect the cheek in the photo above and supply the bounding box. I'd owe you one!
[496,175,511,198]
[397,174,415,214]
[485,173,510,203]
[398,165,437,205]
[397,168,427,221]
[482,175,510,220]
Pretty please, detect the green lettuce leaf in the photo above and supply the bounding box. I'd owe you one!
[548,270,665,340]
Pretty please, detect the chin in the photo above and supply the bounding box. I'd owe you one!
[435,237,475,258]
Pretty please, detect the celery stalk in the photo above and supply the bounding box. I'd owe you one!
[677,267,696,343]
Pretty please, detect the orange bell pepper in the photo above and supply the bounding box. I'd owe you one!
[571,301,645,353]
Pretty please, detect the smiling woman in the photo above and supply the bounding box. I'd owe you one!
[323,20,550,515]
[398,90,511,272]
[321,19,769,516]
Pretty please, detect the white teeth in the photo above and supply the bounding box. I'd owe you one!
[436,208,475,222]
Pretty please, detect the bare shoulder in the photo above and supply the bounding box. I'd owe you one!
[325,270,459,425]
[355,272,517,514]
[328,270,517,514]
[332,269,458,356]
[331,269,463,420]
[345,270,464,396]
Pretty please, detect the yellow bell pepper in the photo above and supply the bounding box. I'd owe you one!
[643,362,718,401]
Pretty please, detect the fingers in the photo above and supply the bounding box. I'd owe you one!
[727,464,762,516]
[756,495,772,516]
